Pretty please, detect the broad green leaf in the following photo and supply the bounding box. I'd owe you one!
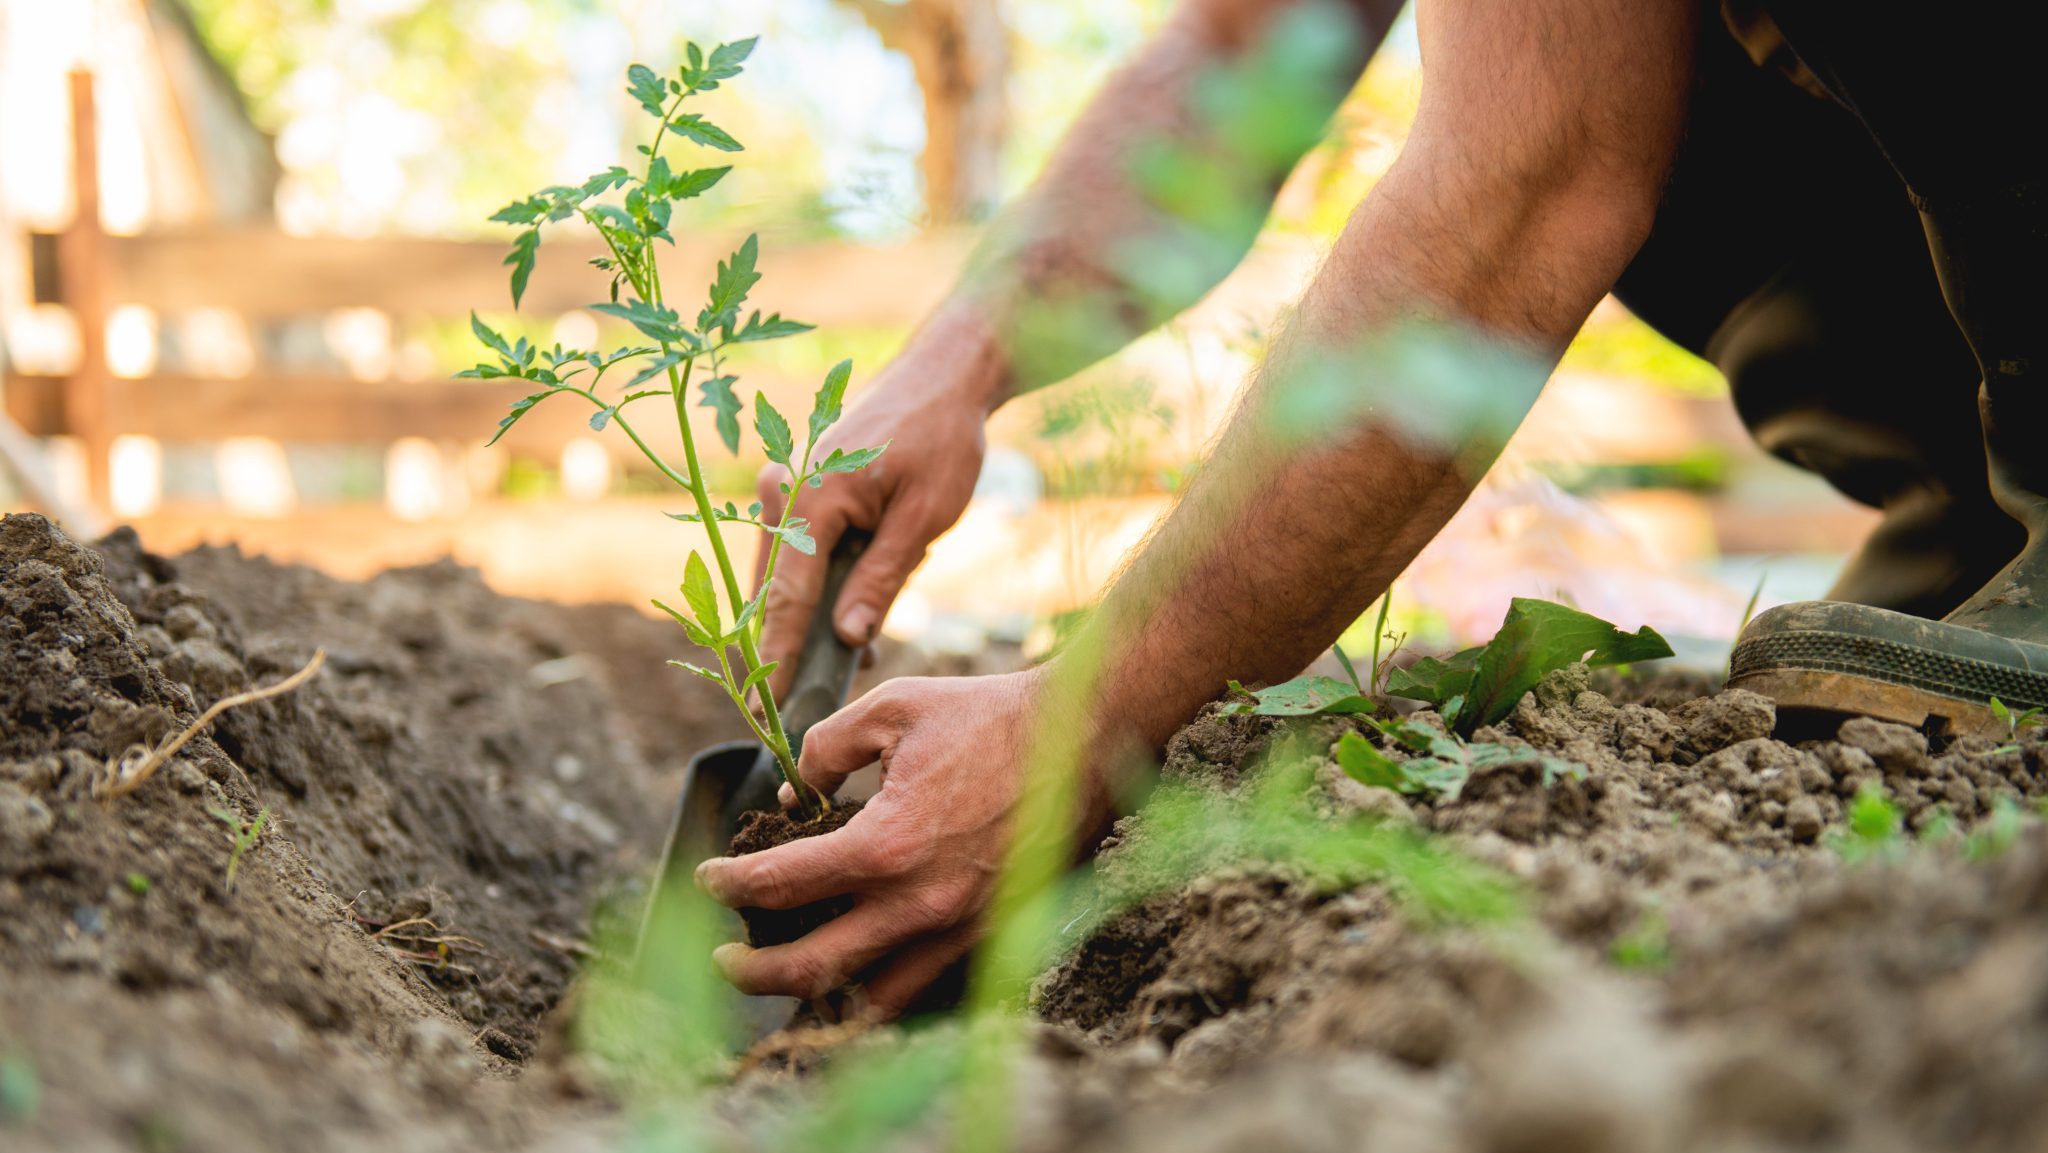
[1384,647,1482,710]
[668,166,731,199]
[682,552,721,636]
[1219,674,1375,717]
[506,228,540,308]
[670,113,742,152]
[754,393,793,465]
[816,443,888,475]
[1335,731,1406,790]
[470,312,514,361]
[699,375,742,453]
[810,359,852,442]
[729,311,814,344]
[1458,599,1673,734]
[702,37,757,85]
[591,300,689,344]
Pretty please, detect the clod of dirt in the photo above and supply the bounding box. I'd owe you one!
[729,799,865,947]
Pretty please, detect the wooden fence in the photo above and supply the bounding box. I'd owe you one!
[5,72,968,511]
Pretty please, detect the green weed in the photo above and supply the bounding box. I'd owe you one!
[1608,906,1671,972]
[1989,696,2045,755]
[1828,785,1903,863]
[1335,719,1580,803]
[208,806,269,894]
[465,42,884,818]
[0,1053,37,1125]
[126,871,152,896]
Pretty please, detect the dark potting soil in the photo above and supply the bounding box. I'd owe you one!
[728,799,865,947]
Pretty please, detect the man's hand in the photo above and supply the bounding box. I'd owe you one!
[694,669,1059,1018]
[754,309,999,692]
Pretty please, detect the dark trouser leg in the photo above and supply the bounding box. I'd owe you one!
[1612,22,2015,620]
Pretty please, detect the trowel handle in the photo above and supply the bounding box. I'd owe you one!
[779,529,872,753]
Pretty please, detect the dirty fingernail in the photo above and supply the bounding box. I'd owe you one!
[694,859,726,898]
[711,942,750,975]
[839,605,877,643]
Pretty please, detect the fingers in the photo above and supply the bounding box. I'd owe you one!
[861,926,979,1020]
[695,818,883,910]
[793,682,906,799]
[710,898,916,1000]
[832,513,931,647]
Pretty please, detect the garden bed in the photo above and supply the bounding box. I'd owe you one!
[5,511,2047,1153]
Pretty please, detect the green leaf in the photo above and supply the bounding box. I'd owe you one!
[694,37,757,88]
[816,443,888,475]
[1384,647,1482,710]
[1332,643,1363,693]
[487,389,557,447]
[591,299,690,344]
[1457,599,1673,734]
[627,63,668,114]
[810,359,852,443]
[589,407,615,432]
[739,661,779,699]
[651,598,715,648]
[705,234,762,330]
[768,518,816,556]
[731,583,769,637]
[489,196,548,226]
[699,375,741,453]
[754,392,793,465]
[1219,674,1375,718]
[470,312,514,361]
[667,659,725,685]
[622,350,684,390]
[581,166,632,198]
[506,228,540,309]
[668,166,731,199]
[1335,731,1406,790]
[669,113,743,152]
[682,552,721,637]
[729,311,814,344]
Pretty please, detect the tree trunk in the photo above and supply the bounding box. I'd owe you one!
[843,0,1009,224]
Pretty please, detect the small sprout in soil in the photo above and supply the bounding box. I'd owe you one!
[1385,597,1671,736]
[1609,906,1672,972]
[466,39,885,820]
[125,872,152,896]
[1336,718,1580,803]
[96,649,326,802]
[1222,673,1375,718]
[0,1053,37,1125]
[209,806,269,894]
[1964,797,2027,862]
[1989,696,2045,754]
[1829,785,1903,863]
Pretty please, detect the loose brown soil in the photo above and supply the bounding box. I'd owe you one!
[9,509,2048,1153]
[729,800,866,948]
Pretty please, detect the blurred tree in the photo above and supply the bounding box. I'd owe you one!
[838,0,1009,223]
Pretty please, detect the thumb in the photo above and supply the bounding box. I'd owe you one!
[832,515,931,647]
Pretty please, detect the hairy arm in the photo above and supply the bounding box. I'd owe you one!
[705,0,1697,1014]
[759,0,1400,669]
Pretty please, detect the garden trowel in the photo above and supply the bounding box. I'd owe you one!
[634,531,869,1033]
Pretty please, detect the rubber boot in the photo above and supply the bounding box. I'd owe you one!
[1731,207,2048,737]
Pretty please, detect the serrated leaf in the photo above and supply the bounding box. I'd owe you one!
[816,443,888,475]
[769,518,815,556]
[754,392,793,465]
[622,350,683,390]
[506,228,540,309]
[731,583,769,636]
[810,359,852,443]
[706,234,762,330]
[581,166,631,198]
[669,166,731,199]
[1219,674,1375,718]
[699,375,741,453]
[627,63,667,114]
[470,312,514,361]
[1458,599,1673,734]
[591,299,689,344]
[664,510,703,524]
[729,311,814,345]
[682,552,721,637]
[708,37,757,74]
[489,196,548,226]
[669,113,743,152]
[486,389,557,447]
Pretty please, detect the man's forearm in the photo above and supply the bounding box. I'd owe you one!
[1065,0,1695,773]
[903,0,1397,412]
